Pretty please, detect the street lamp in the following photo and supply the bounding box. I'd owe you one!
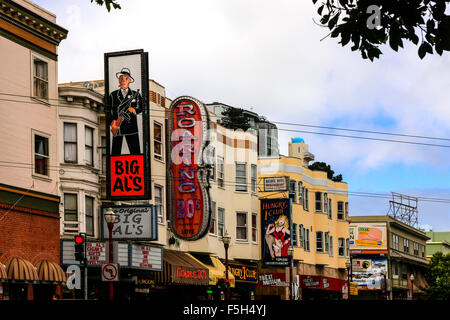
[345,260,351,300]
[221,231,231,301]
[104,207,117,301]
[410,274,415,300]
[287,246,294,301]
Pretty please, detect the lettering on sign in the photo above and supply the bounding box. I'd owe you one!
[176,267,208,280]
[168,96,211,241]
[228,264,258,283]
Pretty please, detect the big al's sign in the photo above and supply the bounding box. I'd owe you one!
[168,96,211,241]
[104,49,151,200]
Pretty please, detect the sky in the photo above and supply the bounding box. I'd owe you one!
[34,0,450,231]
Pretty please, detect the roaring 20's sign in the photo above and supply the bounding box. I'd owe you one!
[168,96,211,241]
[104,49,151,200]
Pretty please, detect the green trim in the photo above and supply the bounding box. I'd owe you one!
[0,27,58,61]
[0,184,59,214]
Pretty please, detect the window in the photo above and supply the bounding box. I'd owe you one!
[252,213,257,242]
[392,234,399,250]
[154,185,164,223]
[154,121,163,161]
[324,193,328,214]
[217,156,224,188]
[85,126,94,166]
[218,208,225,238]
[392,260,399,278]
[315,192,322,212]
[292,223,298,246]
[306,229,310,251]
[235,163,247,192]
[325,232,329,253]
[236,212,247,240]
[329,236,334,256]
[316,231,323,252]
[299,224,304,248]
[251,164,257,193]
[345,202,349,220]
[64,123,77,163]
[422,245,425,258]
[304,188,309,211]
[337,201,344,219]
[209,201,216,234]
[298,181,303,205]
[346,238,349,257]
[328,198,332,219]
[289,179,297,203]
[33,57,48,100]
[85,196,94,236]
[101,136,106,174]
[338,238,345,256]
[34,134,49,176]
[209,147,216,180]
[413,242,419,256]
[64,193,77,222]
[403,239,410,253]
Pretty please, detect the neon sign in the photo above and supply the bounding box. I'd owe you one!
[168,96,211,241]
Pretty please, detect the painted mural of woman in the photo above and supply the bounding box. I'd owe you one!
[265,214,291,259]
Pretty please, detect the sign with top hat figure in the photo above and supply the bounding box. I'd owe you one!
[104,49,151,200]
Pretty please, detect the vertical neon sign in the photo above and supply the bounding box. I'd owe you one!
[168,96,211,241]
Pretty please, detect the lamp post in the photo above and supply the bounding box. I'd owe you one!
[345,260,351,300]
[287,246,294,301]
[104,207,117,301]
[409,274,415,300]
[221,231,231,301]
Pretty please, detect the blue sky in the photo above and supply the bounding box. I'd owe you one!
[33,0,450,231]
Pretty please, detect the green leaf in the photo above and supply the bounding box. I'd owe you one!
[318,5,324,15]
[329,13,340,30]
[418,43,427,59]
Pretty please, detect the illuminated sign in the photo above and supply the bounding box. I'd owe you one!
[168,96,211,241]
[104,49,151,200]
[228,263,258,283]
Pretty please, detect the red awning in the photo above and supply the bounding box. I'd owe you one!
[301,275,347,292]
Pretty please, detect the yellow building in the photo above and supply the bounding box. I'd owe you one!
[258,137,350,300]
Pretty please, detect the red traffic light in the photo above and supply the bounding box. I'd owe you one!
[74,235,84,244]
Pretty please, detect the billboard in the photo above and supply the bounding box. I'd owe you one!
[168,96,211,241]
[261,198,292,267]
[352,258,388,290]
[104,49,151,200]
[349,223,387,250]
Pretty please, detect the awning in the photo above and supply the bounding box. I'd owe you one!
[160,250,210,286]
[35,260,67,284]
[186,253,235,288]
[0,263,7,280]
[5,256,38,282]
[390,251,429,267]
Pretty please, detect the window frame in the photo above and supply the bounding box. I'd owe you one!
[85,195,94,236]
[153,121,164,161]
[154,184,164,224]
[33,131,50,178]
[218,207,225,238]
[315,192,322,212]
[251,164,257,194]
[337,201,345,220]
[85,126,94,167]
[316,231,324,252]
[392,234,399,250]
[235,162,247,192]
[64,193,78,222]
[252,212,258,243]
[304,188,309,211]
[292,223,298,246]
[209,201,217,235]
[338,238,345,257]
[64,122,77,164]
[32,55,49,101]
[217,156,224,188]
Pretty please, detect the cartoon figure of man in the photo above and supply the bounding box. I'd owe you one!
[110,67,143,155]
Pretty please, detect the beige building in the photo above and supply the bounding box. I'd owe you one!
[258,138,350,300]
[0,0,67,300]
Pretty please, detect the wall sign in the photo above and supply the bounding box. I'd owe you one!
[168,96,211,241]
[130,244,163,271]
[104,49,151,200]
[101,205,157,241]
[263,177,288,192]
[257,273,288,287]
[261,198,292,267]
[227,263,258,283]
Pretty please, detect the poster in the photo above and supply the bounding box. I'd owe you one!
[104,49,151,200]
[352,258,388,290]
[261,198,291,267]
[168,96,211,241]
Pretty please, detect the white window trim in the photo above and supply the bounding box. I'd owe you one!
[32,129,51,181]
[236,211,248,241]
[30,52,51,104]
[153,121,164,162]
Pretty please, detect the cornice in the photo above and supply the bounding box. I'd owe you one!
[0,0,67,44]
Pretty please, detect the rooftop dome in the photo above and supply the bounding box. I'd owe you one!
[292,137,305,143]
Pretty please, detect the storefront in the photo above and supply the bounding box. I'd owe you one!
[256,270,289,300]
[300,275,347,300]
[227,261,258,300]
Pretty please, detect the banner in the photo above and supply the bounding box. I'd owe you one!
[104,49,151,200]
[168,96,211,241]
[261,198,291,267]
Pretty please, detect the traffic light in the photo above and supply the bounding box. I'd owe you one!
[74,234,86,264]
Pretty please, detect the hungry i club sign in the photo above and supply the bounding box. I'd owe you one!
[168,96,211,241]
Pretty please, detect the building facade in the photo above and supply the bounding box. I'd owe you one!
[425,231,450,260]
[258,138,350,300]
[0,0,67,300]
[349,215,429,300]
